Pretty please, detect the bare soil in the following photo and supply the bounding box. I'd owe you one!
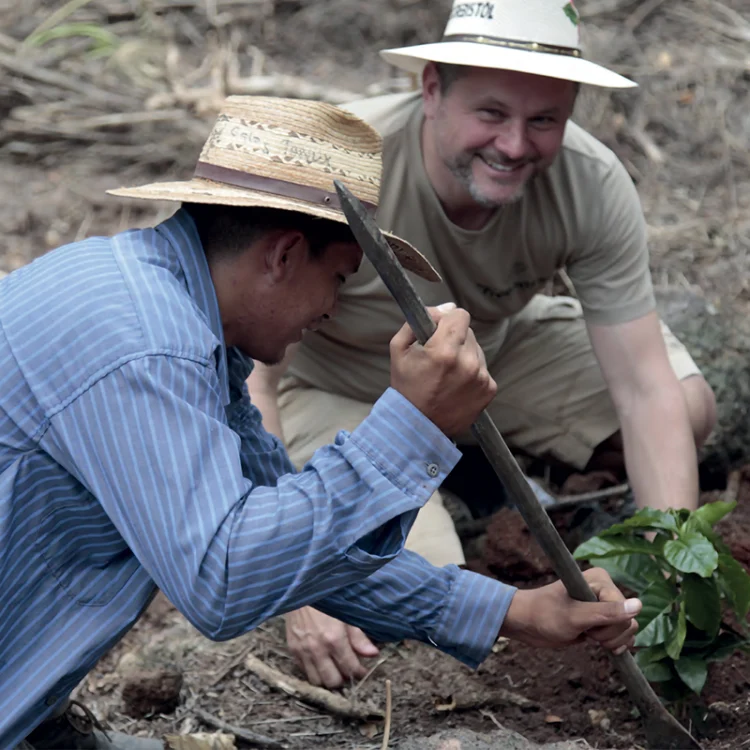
[71,478,750,750]
[2,0,750,748]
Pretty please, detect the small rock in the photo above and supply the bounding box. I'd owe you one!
[588,709,611,731]
[122,668,183,718]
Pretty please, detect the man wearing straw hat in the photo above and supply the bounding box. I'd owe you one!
[0,96,641,749]
[248,0,717,688]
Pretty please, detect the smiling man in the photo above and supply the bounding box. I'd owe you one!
[247,0,717,688]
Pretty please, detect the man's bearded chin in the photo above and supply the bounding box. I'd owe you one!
[449,153,531,207]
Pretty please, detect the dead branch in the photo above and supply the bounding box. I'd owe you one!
[0,50,139,108]
[192,707,285,749]
[351,648,396,696]
[669,6,750,44]
[208,643,257,689]
[435,687,539,713]
[380,680,392,750]
[625,0,669,31]
[550,483,631,510]
[243,653,383,721]
[580,0,641,20]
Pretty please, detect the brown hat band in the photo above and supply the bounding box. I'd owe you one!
[194,162,378,214]
[442,33,581,58]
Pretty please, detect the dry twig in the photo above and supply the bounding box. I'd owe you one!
[436,687,539,712]
[243,653,383,721]
[192,707,285,749]
[0,50,138,108]
[380,679,392,750]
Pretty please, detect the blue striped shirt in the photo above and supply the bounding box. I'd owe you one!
[0,208,515,746]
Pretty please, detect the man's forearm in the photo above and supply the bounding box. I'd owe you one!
[619,385,699,512]
[315,549,515,669]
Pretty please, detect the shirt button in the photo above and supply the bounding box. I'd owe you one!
[426,462,440,478]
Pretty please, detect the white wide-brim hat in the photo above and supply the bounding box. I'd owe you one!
[381,0,636,89]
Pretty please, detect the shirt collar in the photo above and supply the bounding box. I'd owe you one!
[155,208,233,405]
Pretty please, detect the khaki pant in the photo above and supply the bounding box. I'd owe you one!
[279,296,701,566]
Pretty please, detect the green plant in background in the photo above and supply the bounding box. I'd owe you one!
[574,501,750,701]
[23,0,121,59]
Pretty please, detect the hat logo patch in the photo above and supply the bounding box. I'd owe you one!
[449,2,495,20]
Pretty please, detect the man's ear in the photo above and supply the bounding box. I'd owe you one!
[265,230,308,283]
[422,62,442,120]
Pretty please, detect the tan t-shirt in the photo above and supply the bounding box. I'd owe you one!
[289,92,655,402]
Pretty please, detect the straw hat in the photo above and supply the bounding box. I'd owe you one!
[381,0,636,89]
[108,96,439,281]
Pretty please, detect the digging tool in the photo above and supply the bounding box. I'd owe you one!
[334,179,702,750]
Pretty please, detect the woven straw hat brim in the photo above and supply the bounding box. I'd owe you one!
[107,178,440,282]
[380,42,636,89]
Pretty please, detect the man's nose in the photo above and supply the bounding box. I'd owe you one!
[494,120,529,160]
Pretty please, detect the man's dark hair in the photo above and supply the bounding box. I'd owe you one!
[183,203,356,260]
[434,61,581,100]
[434,62,470,93]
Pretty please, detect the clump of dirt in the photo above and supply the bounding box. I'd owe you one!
[121,669,183,719]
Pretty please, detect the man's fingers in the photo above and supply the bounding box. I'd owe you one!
[431,308,471,349]
[327,636,368,682]
[297,653,325,688]
[391,303,460,355]
[583,567,631,605]
[316,655,347,689]
[390,320,419,354]
[347,625,380,658]
[430,302,457,321]
[572,597,641,633]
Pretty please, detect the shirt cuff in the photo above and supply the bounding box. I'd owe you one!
[430,567,517,669]
[341,387,462,502]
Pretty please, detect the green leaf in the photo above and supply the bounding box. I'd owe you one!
[690,501,737,528]
[27,22,120,50]
[705,632,750,662]
[638,578,678,630]
[598,507,679,536]
[636,647,673,682]
[717,554,750,619]
[642,661,674,682]
[663,531,718,576]
[683,574,722,635]
[636,611,675,648]
[666,602,687,660]
[586,553,663,594]
[682,515,731,556]
[574,535,660,561]
[674,655,708,694]
[635,644,668,666]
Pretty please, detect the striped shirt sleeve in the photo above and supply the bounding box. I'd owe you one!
[44,353,464,642]
[316,553,516,668]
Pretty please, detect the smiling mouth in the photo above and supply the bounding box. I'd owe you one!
[478,155,529,174]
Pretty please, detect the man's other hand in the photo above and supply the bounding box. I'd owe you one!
[390,303,497,437]
[285,607,379,688]
[499,568,642,654]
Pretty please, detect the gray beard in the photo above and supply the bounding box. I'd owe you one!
[448,156,528,207]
